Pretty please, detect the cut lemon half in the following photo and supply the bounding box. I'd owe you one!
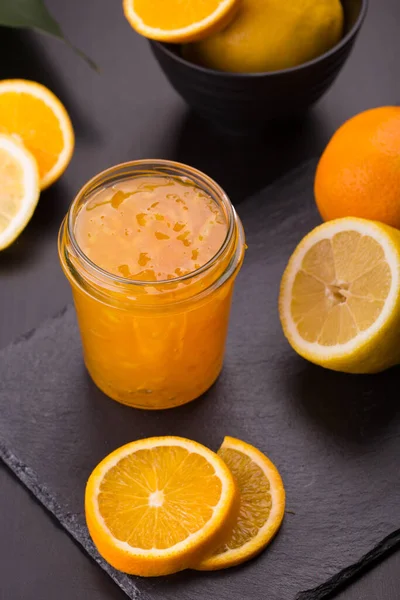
[0,79,74,189]
[279,218,400,373]
[122,0,239,43]
[0,134,40,250]
[196,437,285,571]
[85,436,238,576]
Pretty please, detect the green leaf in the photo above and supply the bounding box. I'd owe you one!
[0,0,98,71]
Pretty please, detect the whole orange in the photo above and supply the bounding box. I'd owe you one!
[315,107,400,229]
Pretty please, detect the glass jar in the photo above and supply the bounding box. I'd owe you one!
[58,160,245,409]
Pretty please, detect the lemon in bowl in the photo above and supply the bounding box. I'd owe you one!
[183,0,344,73]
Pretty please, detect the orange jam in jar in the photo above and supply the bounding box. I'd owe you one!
[58,160,245,409]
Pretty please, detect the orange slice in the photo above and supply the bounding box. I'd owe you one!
[0,80,74,189]
[279,218,400,373]
[0,134,40,250]
[122,0,239,43]
[85,436,238,576]
[196,437,285,570]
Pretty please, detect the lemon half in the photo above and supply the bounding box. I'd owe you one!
[0,134,40,250]
[279,218,400,373]
[184,0,344,73]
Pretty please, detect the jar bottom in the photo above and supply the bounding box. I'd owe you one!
[85,360,224,410]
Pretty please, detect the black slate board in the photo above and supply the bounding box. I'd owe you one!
[1,160,400,600]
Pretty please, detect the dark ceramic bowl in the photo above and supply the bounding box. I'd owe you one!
[150,0,368,134]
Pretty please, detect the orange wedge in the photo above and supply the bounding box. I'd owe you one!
[85,436,238,576]
[122,0,239,43]
[0,80,74,189]
[196,437,285,570]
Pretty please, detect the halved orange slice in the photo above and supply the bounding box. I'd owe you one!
[279,218,400,373]
[85,436,238,576]
[122,0,239,43]
[0,79,74,189]
[196,437,285,570]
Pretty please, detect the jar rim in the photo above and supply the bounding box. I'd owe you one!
[66,159,236,288]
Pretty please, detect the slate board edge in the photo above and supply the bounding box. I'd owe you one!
[296,529,400,600]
